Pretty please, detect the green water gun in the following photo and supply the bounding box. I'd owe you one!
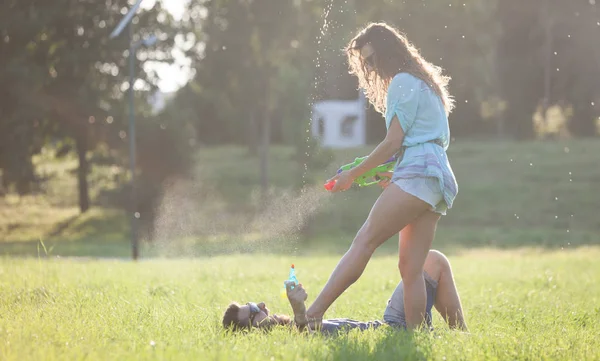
[324,155,398,190]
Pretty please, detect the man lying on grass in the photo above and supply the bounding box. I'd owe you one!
[222,250,468,334]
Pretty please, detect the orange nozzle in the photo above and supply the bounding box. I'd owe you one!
[324,180,335,191]
[291,264,295,269]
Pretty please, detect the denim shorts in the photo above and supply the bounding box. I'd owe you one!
[393,177,448,215]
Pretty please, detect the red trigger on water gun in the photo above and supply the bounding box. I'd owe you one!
[324,179,336,191]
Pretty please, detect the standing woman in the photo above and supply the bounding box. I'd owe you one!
[307,23,457,330]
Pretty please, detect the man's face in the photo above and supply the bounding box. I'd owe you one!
[238,302,289,329]
[238,302,270,327]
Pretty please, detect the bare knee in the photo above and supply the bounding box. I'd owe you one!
[352,220,389,253]
[424,250,451,282]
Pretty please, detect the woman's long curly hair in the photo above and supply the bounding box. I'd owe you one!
[346,22,454,115]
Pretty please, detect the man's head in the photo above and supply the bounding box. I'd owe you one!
[222,301,291,332]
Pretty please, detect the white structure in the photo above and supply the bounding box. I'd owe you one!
[311,92,367,148]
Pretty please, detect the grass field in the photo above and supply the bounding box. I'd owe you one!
[1,248,599,360]
[1,140,599,360]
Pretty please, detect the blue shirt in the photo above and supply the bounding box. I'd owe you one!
[384,72,458,210]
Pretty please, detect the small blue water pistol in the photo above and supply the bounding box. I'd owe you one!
[281,264,299,298]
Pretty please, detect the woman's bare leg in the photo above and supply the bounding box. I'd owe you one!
[306,184,430,320]
[399,211,440,329]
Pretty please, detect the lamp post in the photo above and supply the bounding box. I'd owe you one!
[127,32,157,261]
[110,0,157,260]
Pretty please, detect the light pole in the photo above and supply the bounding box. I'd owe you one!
[127,32,157,261]
[110,0,157,260]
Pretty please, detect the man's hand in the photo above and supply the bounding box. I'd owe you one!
[285,281,307,318]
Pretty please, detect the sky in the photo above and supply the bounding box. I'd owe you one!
[140,0,191,93]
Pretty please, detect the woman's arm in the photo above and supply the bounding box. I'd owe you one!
[351,72,419,179]
[328,117,405,192]
[348,117,405,180]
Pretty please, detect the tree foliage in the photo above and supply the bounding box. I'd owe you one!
[1,0,599,210]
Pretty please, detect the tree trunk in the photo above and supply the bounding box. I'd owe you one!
[496,114,505,139]
[259,109,270,200]
[247,110,259,156]
[570,100,597,137]
[541,0,553,138]
[76,129,90,213]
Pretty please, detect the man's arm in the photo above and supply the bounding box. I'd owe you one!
[293,313,322,333]
[285,281,322,332]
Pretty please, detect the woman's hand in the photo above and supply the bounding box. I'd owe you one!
[326,170,355,192]
[377,172,393,189]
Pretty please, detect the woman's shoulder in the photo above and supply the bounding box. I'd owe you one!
[390,72,422,86]
[388,72,425,95]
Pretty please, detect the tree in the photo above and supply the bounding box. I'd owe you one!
[0,0,177,213]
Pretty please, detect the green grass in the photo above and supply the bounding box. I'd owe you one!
[1,139,599,257]
[1,248,599,360]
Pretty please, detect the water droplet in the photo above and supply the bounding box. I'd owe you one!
[529,163,533,166]
[564,147,570,153]
[555,197,558,200]
[135,212,140,219]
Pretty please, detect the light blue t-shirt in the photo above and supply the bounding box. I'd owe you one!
[384,72,458,210]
